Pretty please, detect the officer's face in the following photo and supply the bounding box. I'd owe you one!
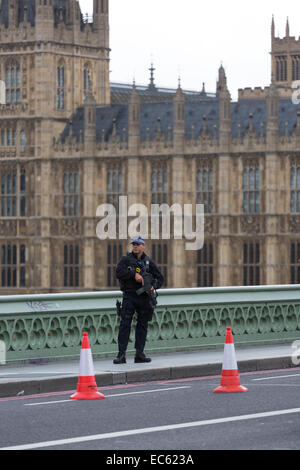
[132,243,145,256]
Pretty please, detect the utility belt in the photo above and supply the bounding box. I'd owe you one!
[116,293,155,322]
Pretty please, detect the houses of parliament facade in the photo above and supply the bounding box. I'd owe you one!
[0,1,300,294]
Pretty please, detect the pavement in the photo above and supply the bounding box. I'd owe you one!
[0,342,298,398]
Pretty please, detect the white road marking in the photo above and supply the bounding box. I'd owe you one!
[25,399,71,405]
[0,372,74,375]
[24,386,191,406]
[251,383,300,387]
[2,407,300,450]
[253,374,300,381]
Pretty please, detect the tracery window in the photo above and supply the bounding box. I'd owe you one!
[56,64,65,110]
[1,243,26,287]
[0,166,26,217]
[63,244,79,287]
[197,242,214,287]
[275,56,287,82]
[5,62,21,104]
[151,164,168,204]
[196,161,213,214]
[243,241,260,286]
[63,168,79,216]
[243,161,260,214]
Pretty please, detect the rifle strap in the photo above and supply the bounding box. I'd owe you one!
[136,286,145,295]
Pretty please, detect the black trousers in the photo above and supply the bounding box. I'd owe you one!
[117,293,153,353]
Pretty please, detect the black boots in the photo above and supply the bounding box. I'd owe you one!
[134,350,151,363]
[113,350,151,364]
[113,351,126,364]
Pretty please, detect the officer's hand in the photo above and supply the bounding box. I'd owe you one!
[135,273,144,285]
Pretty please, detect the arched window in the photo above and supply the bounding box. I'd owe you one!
[0,128,17,147]
[56,64,65,110]
[196,162,213,214]
[63,243,79,287]
[275,56,287,82]
[0,166,26,218]
[83,66,91,101]
[243,161,260,214]
[243,241,260,286]
[20,130,26,147]
[101,0,108,13]
[106,164,123,211]
[292,56,300,81]
[100,0,108,13]
[151,164,168,204]
[5,62,21,104]
[63,168,79,216]
[1,243,26,287]
[197,242,214,287]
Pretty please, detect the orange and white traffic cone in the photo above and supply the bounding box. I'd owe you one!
[213,327,248,393]
[70,332,105,400]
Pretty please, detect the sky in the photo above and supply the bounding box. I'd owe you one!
[79,0,300,101]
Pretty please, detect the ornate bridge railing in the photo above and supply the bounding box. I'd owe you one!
[0,285,300,363]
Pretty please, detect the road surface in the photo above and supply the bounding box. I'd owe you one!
[1,367,300,451]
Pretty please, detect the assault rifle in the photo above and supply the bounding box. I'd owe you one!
[136,261,158,309]
[116,300,122,317]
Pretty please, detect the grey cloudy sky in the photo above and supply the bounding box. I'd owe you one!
[79,0,300,101]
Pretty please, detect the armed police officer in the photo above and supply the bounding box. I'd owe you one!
[113,236,164,364]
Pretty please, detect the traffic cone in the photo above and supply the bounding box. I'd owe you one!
[213,327,248,393]
[70,332,105,400]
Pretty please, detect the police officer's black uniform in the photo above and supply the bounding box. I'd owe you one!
[114,250,164,364]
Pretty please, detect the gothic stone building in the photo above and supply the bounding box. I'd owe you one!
[0,3,300,294]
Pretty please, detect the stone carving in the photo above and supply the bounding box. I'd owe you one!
[0,220,17,236]
[289,216,300,233]
[61,218,80,236]
[241,215,260,234]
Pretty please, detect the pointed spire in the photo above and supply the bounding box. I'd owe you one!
[200,82,206,96]
[178,75,181,90]
[219,63,226,79]
[173,76,185,150]
[24,4,28,24]
[217,63,231,148]
[129,77,141,150]
[175,75,184,99]
[271,14,275,39]
[286,16,290,37]
[217,63,227,92]
[132,78,137,94]
[129,78,140,107]
[129,77,140,109]
[148,63,156,90]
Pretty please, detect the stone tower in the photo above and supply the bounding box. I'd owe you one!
[271,16,300,88]
[0,0,110,156]
[0,0,110,292]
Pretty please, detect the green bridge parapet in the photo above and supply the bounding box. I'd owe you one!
[0,285,300,363]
